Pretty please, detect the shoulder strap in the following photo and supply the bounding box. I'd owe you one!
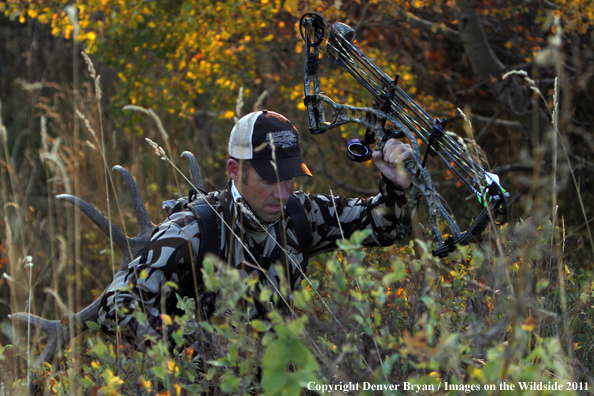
[286,194,312,264]
[186,198,221,259]
[185,198,220,320]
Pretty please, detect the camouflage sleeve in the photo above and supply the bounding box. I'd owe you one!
[299,175,413,256]
[98,210,202,345]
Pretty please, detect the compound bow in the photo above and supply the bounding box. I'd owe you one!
[299,13,509,257]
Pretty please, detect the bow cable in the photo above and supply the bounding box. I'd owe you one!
[299,13,509,256]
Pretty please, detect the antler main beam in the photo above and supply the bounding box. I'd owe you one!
[9,153,203,368]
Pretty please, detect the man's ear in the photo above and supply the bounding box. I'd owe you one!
[227,158,240,182]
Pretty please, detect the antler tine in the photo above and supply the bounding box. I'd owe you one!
[181,151,205,191]
[9,166,158,370]
[8,313,62,369]
[56,194,129,253]
[9,294,105,369]
[112,165,155,237]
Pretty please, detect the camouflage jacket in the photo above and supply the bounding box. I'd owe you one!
[98,178,411,344]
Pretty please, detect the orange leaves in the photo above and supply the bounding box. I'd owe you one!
[401,330,429,357]
[0,243,7,270]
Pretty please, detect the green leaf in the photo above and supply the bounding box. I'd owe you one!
[92,338,107,358]
[536,279,549,293]
[85,321,101,331]
[250,319,270,332]
[151,365,167,380]
[349,229,372,246]
[79,376,95,389]
[262,321,320,396]
[203,256,214,276]
[350,289,363,301]
[453,277,462,291]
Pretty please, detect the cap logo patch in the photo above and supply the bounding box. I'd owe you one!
[266,130,296,149]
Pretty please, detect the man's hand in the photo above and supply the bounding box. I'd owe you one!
[372,139,413,189]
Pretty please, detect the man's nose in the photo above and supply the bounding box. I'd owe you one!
[273,180,292,201]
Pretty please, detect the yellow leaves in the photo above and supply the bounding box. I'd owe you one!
[166,359,179,374]
[100,368,124,395]
[521,316,537,332]
[485,296,494,313]
[430,22,447,33]
[140,376,152,392]
[283,0,299,15]
[80,31,97,45]
[37,12,51,24]
[223,110,235,119]
[160,314,172,326]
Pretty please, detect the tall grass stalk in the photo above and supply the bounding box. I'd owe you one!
[122,105,182,194]
[66,5,82,392]
[40,116,60,318]
[1,95,28,382]
[24,256,33,389]
[79,50,123,362]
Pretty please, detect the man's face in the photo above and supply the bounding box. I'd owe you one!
[232,161,295,223]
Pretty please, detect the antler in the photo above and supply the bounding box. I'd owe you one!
[181,151,205,192]
[8,154,203,368]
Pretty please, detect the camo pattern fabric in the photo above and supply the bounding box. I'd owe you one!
[98,179,412,345]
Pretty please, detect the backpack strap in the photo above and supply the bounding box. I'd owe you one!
[285,194,312,270]
[186,197,221,259]
[186,197,221,320]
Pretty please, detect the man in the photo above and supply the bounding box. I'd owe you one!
[98,110,413,345]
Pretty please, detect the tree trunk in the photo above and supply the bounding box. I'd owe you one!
[456,0,550,143]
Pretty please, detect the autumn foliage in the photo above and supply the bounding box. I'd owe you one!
[1,0,593,394]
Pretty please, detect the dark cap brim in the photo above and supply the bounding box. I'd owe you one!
[249,155,312,183]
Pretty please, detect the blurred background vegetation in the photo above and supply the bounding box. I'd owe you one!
[0,0,593,394]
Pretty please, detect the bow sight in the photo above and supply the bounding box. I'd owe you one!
[299,13,510,257]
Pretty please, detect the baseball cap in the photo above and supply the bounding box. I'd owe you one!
[228,110,312,183]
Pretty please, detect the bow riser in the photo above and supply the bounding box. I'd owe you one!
[299,13,508,257]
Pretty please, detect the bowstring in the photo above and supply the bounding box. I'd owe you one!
[319,23,490,199]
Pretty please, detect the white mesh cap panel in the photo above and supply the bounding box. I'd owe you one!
[228,111,263,159]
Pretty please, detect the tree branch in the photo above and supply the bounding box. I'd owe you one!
[390,7,460,42]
